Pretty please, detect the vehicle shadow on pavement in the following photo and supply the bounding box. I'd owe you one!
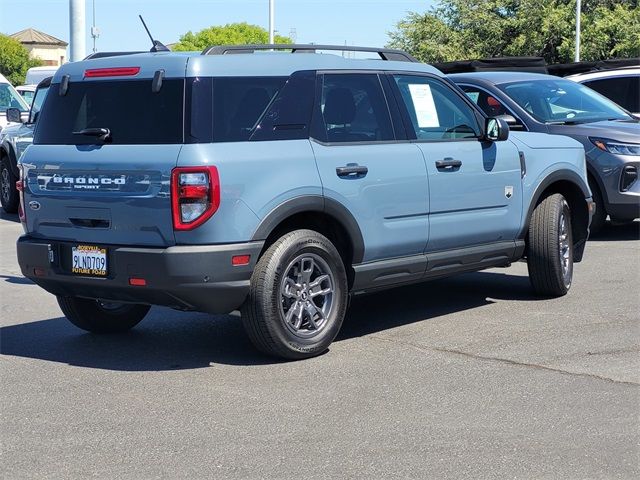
[0,211,19,223]
[0,310,269,371]
[0,271,539,371]
[338,270,538,340]
[590,221,639,241]
[0,274,34,285]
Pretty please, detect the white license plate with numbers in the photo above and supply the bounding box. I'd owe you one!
[71,245,107,276]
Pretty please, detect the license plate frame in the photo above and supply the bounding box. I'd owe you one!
[71,245,108,277]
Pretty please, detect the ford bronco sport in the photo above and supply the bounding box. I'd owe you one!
[16,45,594,359]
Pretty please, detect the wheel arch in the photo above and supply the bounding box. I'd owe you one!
[520,170,591,262]
[251,196,365,287]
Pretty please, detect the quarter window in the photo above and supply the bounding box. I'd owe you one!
[211,77,286,142]
[314,73,394,143]
[393,75,480,140]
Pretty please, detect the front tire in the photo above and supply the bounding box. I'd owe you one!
[241,229,348,360]
[57,296,150,333]
[527,193,573,297]
[1,157,19,214]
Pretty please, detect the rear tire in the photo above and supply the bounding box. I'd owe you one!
[57,296,150,333]
[588,177,606,234]
[0,157,19,214]
[527,193,573,297]
[241,229,348,360]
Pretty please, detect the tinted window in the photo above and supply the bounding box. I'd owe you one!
[584,77,640,113]
[35,79,184,145]
[212,77,286,142]
[252,70,316,141]
[500,79,631,124]
[314,73,394,143]
[393,75,480,140]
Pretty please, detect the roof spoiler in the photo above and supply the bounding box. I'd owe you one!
[201,44,419,63]
[83,51,145,60]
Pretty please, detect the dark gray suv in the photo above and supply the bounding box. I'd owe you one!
[452,72,639,232]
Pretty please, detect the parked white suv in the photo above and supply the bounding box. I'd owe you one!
[0,73,30,131]
[567,67,640,118]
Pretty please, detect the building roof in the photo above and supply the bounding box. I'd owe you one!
[10,28,68,47]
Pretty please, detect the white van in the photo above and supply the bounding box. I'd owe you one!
[25,66,59,86]
[0,73,30,131]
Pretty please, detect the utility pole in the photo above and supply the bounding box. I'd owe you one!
[269,0,275,44]
[575,0,581,62]
[69,0,86,61]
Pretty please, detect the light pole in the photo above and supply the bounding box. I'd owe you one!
[269,0,274,44]
[575,0,581,62]
[69,0,86,62]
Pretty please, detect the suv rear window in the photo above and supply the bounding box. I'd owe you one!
[34,79,184,145]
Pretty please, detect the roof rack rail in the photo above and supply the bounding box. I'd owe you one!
[201,44,419,63]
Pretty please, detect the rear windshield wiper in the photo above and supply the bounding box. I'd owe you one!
[72,127,111,142]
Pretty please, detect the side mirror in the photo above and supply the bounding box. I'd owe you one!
[485,117,509,142]
[6,107,23,124]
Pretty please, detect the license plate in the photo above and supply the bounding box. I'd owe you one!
[71,245,107,276]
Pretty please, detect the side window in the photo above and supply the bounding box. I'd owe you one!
[212,76,286,142]
[252,70,316,141]
[584,77,640,113]
[460,85,508,117]
[393,75,481,140]
[459,85,525,130]
[29,86,50,123]
[314,73,394,143]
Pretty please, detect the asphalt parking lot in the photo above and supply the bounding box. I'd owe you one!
[1,212,638,479]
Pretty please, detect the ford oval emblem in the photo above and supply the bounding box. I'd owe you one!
[29,201,41,211]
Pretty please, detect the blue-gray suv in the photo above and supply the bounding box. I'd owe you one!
[16,45,594,359]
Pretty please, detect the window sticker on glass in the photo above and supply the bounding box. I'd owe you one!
[408,83,439,128]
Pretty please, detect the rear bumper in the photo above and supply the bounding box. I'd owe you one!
[17,236,264,314]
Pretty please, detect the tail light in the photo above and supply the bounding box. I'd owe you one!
[171,166,220,230]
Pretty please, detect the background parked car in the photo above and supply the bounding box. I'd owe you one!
[450,72,640,232]
[0,77,51,213]
[0,73,30,132]
[15,85,37,105]
[24,66,58,86]
[566,67,640,119]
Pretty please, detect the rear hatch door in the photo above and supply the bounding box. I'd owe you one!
[22,59,186,247]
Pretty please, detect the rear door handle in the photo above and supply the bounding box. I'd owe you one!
[435,158,462,170]
[336,164,368,178]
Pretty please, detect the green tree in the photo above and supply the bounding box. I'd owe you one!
[0,34,42,85]
[387,0,640,63]
[173,22,292,51]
